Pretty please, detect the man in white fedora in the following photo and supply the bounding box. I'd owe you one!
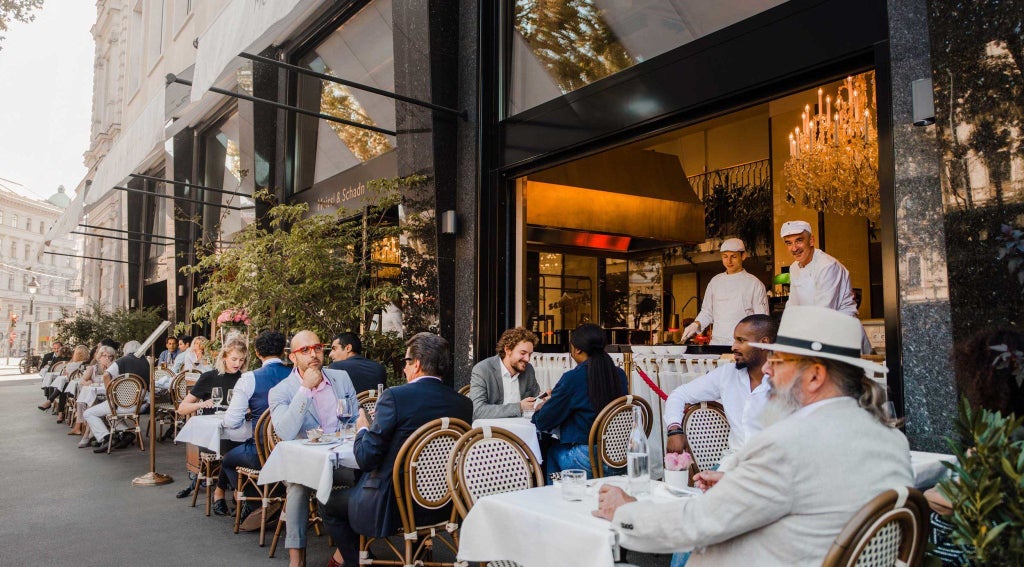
[780,220,858,317]
[681,238,769,346]
[594,305,911,566]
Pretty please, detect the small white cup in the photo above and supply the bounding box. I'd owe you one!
[663,469,690,490]
[561,468,587,501]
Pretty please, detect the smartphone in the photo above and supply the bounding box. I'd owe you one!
[536,391,550,401]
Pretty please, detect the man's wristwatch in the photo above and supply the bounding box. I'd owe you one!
[667,424,685,436]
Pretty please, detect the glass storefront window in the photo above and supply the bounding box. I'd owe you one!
[292,0,396,194]
[201,107,256,250]
[509,0,787,116]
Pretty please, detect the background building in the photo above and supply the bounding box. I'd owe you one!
[0,181,80,357]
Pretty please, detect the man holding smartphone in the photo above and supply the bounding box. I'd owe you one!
[469,327,545,419]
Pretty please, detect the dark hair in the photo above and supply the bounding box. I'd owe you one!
[738,314,779,342]
[953,328,1024,417]
[333,332,362,354]
[570,324,624,411]
[406,332,450,378]
[99,338,117,348]
[178,335,193,345]
[253,330,286,358]
[496,327,539,356]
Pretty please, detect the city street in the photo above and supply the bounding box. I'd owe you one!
[0,375,336,567]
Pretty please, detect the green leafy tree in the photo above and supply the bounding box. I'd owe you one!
[0,0,44,50]
[54,301,163,349]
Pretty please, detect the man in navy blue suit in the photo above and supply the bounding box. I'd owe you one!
[321,332,472,567]
[328,332,387,394]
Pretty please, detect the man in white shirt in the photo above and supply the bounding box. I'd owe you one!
[682,238,769,345]
[594,306,912,566]
[469,327,542,419]
[780,220,858,317]
[665,314,777,457]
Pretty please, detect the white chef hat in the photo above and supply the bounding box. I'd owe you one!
[720,238,746,252]
[780,220,813,238]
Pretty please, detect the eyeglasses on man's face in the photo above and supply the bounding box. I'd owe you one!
[765,356,811,369]
[292,343,325,356]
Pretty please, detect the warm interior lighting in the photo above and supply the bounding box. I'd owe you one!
[784,72,880,220]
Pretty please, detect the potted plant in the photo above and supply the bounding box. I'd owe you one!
[663,451,694,490]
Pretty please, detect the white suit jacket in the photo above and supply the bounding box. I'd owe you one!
[613,397,912,566]
[268,368,356,441]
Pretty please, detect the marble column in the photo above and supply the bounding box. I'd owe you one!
[886,0,956,452]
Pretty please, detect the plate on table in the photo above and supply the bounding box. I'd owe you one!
[302,438,338,446]
[661,483,702,498]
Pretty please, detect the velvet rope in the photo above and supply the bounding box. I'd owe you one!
[634,363,669,401]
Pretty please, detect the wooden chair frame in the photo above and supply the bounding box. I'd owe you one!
[48,361,68,414]
[63,368,83,429]
[357,389,380,416]
[104,373,147,453]
[587,395,653,479]
[457,384,471,397]
[154,372,190,440]
[234,411,287,547]
[680,401,730,482]
[266,417,322,562]
[359,417,471,567]
[821,487,929,567]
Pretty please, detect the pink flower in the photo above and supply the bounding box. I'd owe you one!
[664,451,693,471]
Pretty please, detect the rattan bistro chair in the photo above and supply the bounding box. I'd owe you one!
[587,395,653,479]
[104,373,147,453]
[821,487,929,567]
[155,372,190,440]
[448,425,544,520]
[358,417,471,567]
[63,368,84,429]
[356,389,380,416]
[681,401,730,482]
[268,418,325,560]
[234,411,287,546]
[457,384,471,397]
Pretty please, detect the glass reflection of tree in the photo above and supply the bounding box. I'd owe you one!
[515,0,634,93]
[319,65,393,162]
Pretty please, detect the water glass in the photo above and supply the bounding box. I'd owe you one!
[561,469,587,501]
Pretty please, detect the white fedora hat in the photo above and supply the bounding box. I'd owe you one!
[750,305,887,376]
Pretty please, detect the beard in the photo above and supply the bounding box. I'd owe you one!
[759,376,804,428]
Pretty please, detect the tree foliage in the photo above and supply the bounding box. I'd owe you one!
[0,0,44,50]
[182,179,414,343]
[54,301,164,350]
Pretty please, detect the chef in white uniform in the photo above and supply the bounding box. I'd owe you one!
[781,220,871,353]
[682,238,769,346]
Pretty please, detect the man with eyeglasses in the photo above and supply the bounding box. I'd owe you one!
[321,332,472,567]
[664,314,777,462]
[268,330,358,567]
[595,306,911,566]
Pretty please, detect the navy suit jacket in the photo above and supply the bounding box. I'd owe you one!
[328,355,387,394]
[348,377,472,537]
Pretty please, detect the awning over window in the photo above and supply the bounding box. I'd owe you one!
[191,0,321,103]
[88,92,166,206]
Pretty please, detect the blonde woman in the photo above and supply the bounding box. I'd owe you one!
[171,335,212,374]
[176,340,248,514]
[75,345,116,446]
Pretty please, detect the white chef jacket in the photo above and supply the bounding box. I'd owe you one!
[694,270,769,345]
[787,248,858,317]
[663,362,770,452]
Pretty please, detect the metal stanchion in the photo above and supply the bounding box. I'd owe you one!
[133,321,174,486]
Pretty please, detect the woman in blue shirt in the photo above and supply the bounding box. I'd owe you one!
[532,324,628,480]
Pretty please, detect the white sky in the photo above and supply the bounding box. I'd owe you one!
[0,1,95,202]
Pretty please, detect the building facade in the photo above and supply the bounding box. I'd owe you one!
[55,0,1024,452]
[0,183,80,357]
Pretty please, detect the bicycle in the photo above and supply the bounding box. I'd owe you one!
[19,352,41,374]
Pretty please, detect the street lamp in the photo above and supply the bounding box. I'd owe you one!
[26,277,38,357]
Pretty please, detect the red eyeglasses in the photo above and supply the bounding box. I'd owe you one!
[291,343,324,356]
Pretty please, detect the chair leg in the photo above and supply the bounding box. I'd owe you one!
[268,513,284,553]
[190,473,201,508]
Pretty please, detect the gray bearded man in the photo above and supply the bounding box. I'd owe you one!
[594,305,912,566]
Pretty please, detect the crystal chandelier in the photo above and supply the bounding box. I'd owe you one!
[783,72,880,220]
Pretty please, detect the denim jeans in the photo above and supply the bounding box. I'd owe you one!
[544,444,625,482]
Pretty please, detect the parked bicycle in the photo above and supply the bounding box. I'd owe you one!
[19,351,41,374]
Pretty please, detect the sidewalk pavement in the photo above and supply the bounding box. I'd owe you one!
[0,361,35,383]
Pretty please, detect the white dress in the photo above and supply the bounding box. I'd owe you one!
[694,270,769,345]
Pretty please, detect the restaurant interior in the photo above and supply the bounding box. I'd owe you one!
[514,70,886,353]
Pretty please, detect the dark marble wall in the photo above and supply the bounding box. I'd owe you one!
[887,0,957,452]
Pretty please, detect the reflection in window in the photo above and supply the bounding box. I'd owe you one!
[292,0,396,193]
[201,109,256,250]
[510,0,787,115]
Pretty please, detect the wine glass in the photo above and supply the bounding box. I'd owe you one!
[337,396,358,439]
[210,387,223,410]
[225,389,234,407]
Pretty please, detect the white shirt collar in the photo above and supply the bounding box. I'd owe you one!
[499,358,519,381]
[790,396,847,419]
[261,357,283,367]
[410,375,442,384]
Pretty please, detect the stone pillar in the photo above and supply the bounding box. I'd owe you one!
[886,0,956,451]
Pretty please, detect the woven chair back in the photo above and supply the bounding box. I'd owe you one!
[587,395,653,478]
[170,373,189,408]
[253,410,275,466]
[448,425,544,519]
[457,384,471,397]
[389,417,470,532]
[177,370,201,389]
[821,487,929,567]
[682,401,730,472]
[67,368,84,383]
[356,389,378,415]
[105,374,146,414]
[50,361,67,375]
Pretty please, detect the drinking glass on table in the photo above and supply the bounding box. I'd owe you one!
[210,387,223,409]
[225,389,234,407]
[337,396,359,439]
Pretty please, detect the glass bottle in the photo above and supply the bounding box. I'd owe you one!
[626,405,650,496]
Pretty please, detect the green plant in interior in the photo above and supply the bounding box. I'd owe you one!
[940,398,1024,566]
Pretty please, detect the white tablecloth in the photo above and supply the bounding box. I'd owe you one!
[472,418,544,463]
[77,385,106,407]
[258,438,358,503]
[458,478,686,567]
[911,450,955,489]
[174,414,253,456]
